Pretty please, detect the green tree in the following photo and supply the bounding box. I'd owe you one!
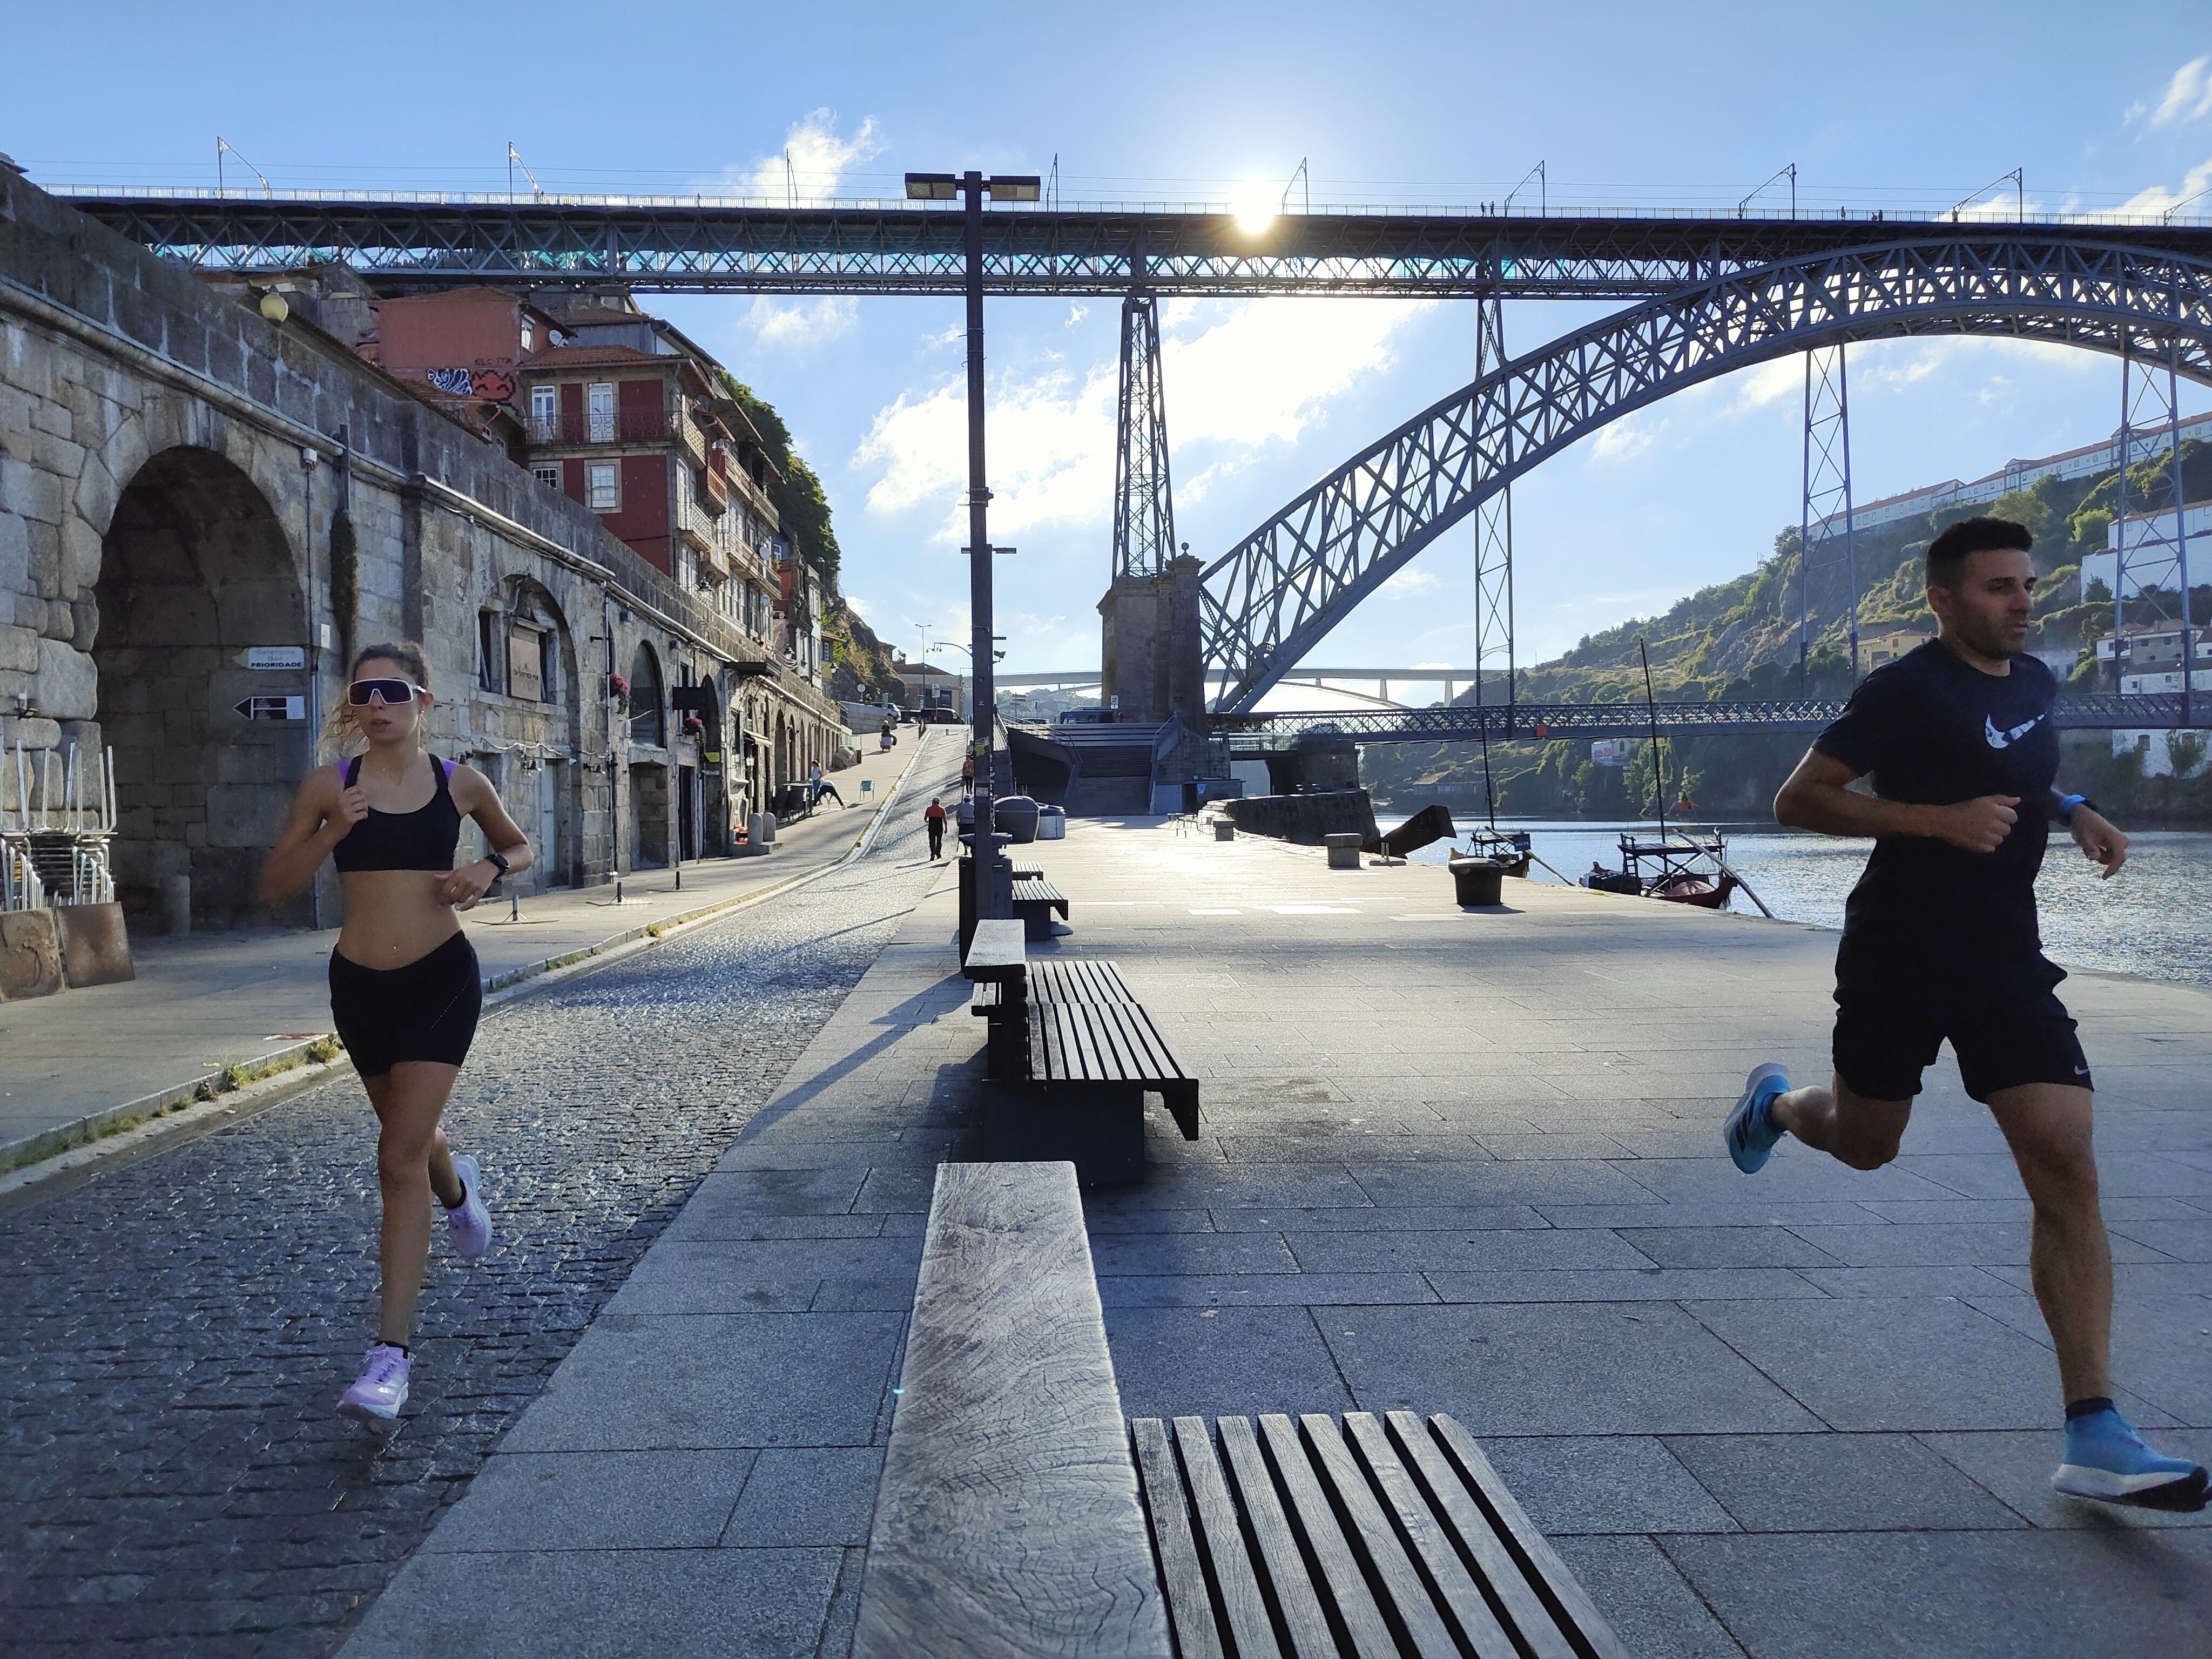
[717,372,844,582]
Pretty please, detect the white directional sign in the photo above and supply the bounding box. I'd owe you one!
[234,695,307,721]
[235,646,307,670]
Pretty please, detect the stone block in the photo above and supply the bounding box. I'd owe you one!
[0,623,37,674]
[56,902,134,987]
[25,517,59,596]
[59,516,100,594]
[0,505,28,587]
[70,592,96,649]
[206,782,288,847]
[34,635,96,719]
[0,908,65,999]
[0,714,60,749]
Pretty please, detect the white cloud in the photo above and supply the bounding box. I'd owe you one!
[2131,56,2212,128]
[744,295,859,351]
[2115,154,2212,219]
[853,298,1432,542]
[1065,303,1090,329]
[710,109,883,203]
[1380,566,1447,598]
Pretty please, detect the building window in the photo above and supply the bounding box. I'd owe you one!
[588,382,615,443]
[477,612,503,694]
[520,319,535,353]
[532,464,559,492]
[530,385,557,441]
[588,463,619,511]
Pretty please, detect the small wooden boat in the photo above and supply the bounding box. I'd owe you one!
[1466,827,1533,877]
[1584,828,1738,909]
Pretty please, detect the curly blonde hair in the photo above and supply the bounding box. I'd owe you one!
[319,641,434,763]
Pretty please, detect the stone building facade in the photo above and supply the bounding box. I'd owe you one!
[0,168,846,934]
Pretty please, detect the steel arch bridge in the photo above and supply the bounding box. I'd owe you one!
[1201,235,2212,713]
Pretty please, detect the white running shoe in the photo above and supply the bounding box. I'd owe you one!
[446,1154,492,1260]
[338,1344,410,1424]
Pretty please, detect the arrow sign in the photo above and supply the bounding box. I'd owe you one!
[235,646,307,670]
[234,695,307,721]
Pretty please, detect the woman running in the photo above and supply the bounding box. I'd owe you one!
[259,642,531,1425]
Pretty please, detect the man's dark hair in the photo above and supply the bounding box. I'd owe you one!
[1927,516,2033,588]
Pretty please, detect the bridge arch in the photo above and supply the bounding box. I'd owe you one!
[1202,235,2212,711]
[92,443,307,928]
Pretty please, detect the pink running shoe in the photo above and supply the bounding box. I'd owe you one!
[338,1344,410,1424]
[445,1154,492,1260]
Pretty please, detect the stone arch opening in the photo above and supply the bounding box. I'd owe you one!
[92,444,305,929]
[475,574,580,891]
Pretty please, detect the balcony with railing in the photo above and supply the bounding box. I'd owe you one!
[527,408,675,446]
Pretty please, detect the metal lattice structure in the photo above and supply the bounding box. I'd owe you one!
[1202,235,2212,712]
[1798,345,1859,679]
[1471,298,1514,710]
[2110,328,2198,714]
[1217,690,2207,750]
[1111,291,1178,581]
[56,192,2212,298]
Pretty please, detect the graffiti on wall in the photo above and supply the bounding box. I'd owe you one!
[425,368,518,404]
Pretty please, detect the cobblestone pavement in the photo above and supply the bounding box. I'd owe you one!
[0,739,961,1658]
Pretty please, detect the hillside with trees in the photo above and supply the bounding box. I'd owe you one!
[1361,439,2212,823]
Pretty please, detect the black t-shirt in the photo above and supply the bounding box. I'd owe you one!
[1812,640,2059,972]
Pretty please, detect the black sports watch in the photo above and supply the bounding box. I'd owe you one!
[483,849,512,877]
[2055,793,2097,825]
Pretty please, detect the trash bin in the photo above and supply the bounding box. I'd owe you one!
[995,795,1041,844]
[1325,832,1364,871]
[1037,805,1067,840]
[1214,820,1235,842]
[1448,857,1507,907]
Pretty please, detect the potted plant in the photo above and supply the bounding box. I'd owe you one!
[607,672,630,702]
[682,713,706,737]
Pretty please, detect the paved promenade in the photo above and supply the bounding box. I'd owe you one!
[0,739,923,1172]
[347,812,2212,1658]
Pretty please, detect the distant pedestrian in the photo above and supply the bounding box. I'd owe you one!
[925,797,948,860]
[961,754,976,797]
[259,643,532,1427]
[808,761,845,808]
[1727,517,2204,1512]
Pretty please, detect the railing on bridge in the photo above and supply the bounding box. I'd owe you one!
[1215,692,2206,749]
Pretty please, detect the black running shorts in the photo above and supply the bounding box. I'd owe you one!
[328,931,483,1078]
[1831,950,2090,1104]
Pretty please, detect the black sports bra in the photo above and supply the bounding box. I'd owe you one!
[332,753,464,873]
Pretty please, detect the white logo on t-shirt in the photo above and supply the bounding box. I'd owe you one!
[1985,712,2045,749]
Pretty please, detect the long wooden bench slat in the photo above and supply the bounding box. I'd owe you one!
[1342,1413,1525,1659]
[962,918,1029,981]
[1420,1413,1632,1659]
[1169,1417,1284,1659]
[1257,1413,1402,1659]
[854,1164,1170,1658]
[1380,1412,1585,1659]
[1299,1415,1467,1659]
[1130,1419,1226,1659]
[1216,1416,1340,1659]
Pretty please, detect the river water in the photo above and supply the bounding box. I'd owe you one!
[1409,818,2212,988]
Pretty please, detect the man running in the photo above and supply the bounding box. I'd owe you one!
[924,797,948,861]
[1724,515,2206,1513]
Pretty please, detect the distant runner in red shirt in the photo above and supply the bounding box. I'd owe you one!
[923,797,948,861]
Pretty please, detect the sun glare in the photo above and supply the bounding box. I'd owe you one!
[1229,181,1278,235]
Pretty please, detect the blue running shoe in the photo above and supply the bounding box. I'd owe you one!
[2052,1407,2208,1510]
[1724,1062,1790,1174]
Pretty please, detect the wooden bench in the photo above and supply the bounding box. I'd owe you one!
[1011,874,1072,941]
[854,1164,1629,1659]
[1132,1410,1631,1659]
[963,927,1199,1184]
[854,1162,1172,1659]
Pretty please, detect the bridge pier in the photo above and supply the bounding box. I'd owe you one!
[1098,555,1205,724]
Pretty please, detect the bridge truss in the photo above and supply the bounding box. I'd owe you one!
[1200,235,2212,712]
[1218,691,2207,751]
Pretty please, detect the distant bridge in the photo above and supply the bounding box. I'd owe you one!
[1217,693,2210,750]
[997,666,1481,708]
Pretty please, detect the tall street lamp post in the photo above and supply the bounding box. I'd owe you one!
[906,168,1039,921]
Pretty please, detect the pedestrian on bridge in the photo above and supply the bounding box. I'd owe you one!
[925,797,948,860]
[260,642,534,1428]
[1725,517,2205,1513]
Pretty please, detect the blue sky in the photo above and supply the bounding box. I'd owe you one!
[11,2,2212,682]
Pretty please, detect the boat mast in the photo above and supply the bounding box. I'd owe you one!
[1638,639,1669,842]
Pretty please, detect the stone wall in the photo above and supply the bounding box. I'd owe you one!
[0,168,847,930]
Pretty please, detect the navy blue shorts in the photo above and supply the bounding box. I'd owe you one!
[328,932,482,1077]
[1832,950,2090,1103]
